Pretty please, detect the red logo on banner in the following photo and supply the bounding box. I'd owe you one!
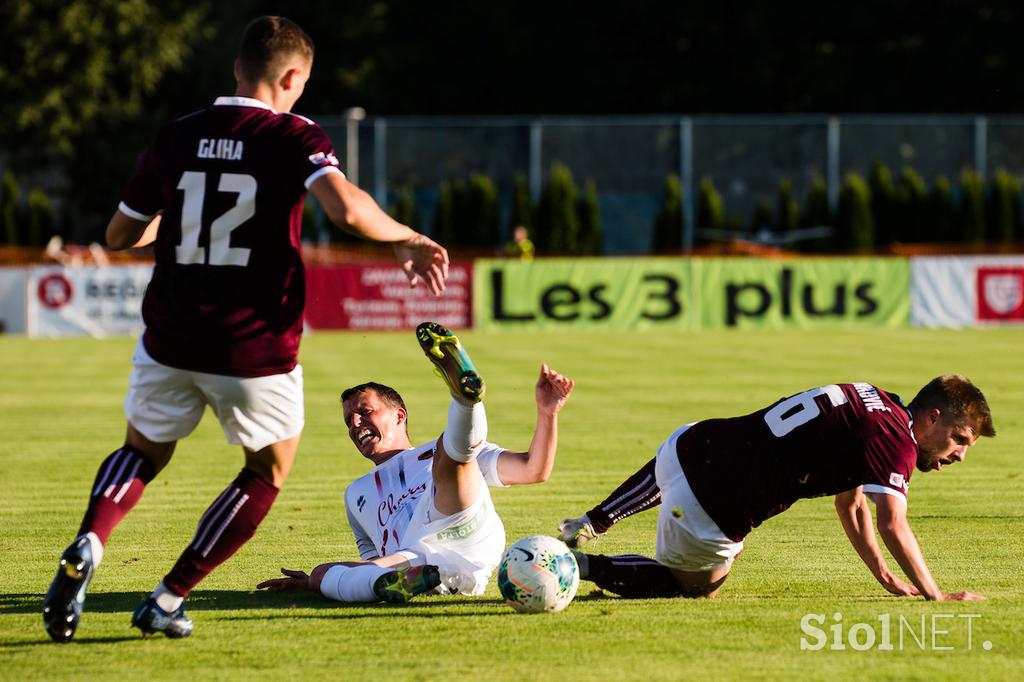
[37,273,74,309]
[977,267,1024,321]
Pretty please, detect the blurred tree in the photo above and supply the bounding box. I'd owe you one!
[696,177,724,231]
[460,173,500,247]
[868,161,897,244]
[1,171,20,247]
[749,199,774,234]
[433,181,455,246]
[508,174,533,232]
[926,175,955,242]
[535,163,578,254]
[388,186,417,228]
[776,179,799,234]
[838,173,873,250]
[576,179,603,255]
[897,166,927,243]
[987,169,1019,242]
[652,175,683,252]
[959,169,986,244]
[26,188,55,248]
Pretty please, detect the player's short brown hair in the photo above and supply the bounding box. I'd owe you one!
[909,374,996,438]
[237,16,314,84]
[341,382,409,433]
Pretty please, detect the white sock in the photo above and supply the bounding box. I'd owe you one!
[441,400,487,463]
[319,564,391,602]
[152,581,184,612]
[83,531,104,568]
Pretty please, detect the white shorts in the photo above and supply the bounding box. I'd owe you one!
[654,423,743,573]
[395,485,506,596]
[124,339,304,452]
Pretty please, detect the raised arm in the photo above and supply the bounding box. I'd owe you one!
[871,491,984,601]
[309,172,449,294]
[495,364,575,485]
[834,487,918,597]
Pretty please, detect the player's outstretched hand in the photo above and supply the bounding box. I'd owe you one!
[536,364,575,416]
[394,233,449,295]
[942,591,985,601]
[256,567,311,592]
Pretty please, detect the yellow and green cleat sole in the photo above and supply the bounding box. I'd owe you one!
[415,322,485,403]
[373,564,442,604]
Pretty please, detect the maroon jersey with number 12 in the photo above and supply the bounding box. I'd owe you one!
[677,383,918,541]
[119,96,342,377]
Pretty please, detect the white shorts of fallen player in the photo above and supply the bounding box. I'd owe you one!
[393,483,506,597]
[654,423,744,573]
[124,340,304,452]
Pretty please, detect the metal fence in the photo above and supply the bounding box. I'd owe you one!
[317,114,1024,254]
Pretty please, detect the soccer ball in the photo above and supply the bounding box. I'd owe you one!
[497,535,580,613]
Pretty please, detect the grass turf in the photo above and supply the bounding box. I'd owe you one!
[1,327,1022,680]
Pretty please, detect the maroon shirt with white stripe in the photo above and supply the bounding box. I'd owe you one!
[119,96,342,377]
[677,383,917,541]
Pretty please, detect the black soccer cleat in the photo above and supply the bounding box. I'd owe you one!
[415,322,485,404]
[43,535,96,643]
[131,597,194,639]
[372,564,442,604]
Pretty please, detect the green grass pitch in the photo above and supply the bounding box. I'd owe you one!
[1,328,1022,680]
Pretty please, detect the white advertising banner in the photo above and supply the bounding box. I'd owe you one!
[911,255,1024,327]
[27,264,152,337]
[0,267,27,334]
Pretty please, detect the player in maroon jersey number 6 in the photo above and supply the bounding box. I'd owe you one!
[42,16,449,642]
[558,376,994,602]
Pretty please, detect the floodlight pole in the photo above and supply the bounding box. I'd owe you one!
[344,107,366,187]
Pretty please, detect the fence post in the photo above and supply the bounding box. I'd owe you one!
[827,116,840,212]
[680,117,694,251]
[373,117,387,208]
[974,115,988,177]
[529,119,543,202]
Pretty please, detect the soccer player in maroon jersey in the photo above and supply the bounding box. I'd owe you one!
[558,376,994,602]
[42,16,449,642]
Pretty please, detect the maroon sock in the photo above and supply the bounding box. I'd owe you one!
[162,469,279,597]
[78,446,156,544]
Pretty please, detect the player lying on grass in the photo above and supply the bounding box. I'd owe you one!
[558,376,993,601]
[257,322,574,602]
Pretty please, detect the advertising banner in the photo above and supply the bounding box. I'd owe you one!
[473,258,695,331]
[305,263,472,330]
[697,258,910,329]
[911,256,1024,327]
[0,267,27,333]
[26,265,152,337]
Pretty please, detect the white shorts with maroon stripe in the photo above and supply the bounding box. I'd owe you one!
[654,423,744,573]
[124,339,303,451]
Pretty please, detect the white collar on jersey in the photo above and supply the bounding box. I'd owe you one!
[213,96,277,113]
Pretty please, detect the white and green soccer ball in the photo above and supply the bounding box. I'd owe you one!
[498,535,580,613]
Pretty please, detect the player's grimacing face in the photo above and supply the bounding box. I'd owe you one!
[915,411,976,472]
[342,390,406,461]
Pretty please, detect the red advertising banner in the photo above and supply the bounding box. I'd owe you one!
[305,263,472,330]
[976,266,1024,321]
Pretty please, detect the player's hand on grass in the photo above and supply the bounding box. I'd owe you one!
[394,233,449,295]
[941,591,985,601]
[536,364,575,416]
[257,568,311,592]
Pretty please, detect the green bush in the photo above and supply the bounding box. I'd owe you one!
[652,174,683,252]
[959,169,986,244]
[749,199,774,233]
[576,179,603,255]
[433,181,455,245]
[26,187,54,247]
[462,173,501,247]
[837,172,874,250]
[867,161,896,244]
[2,170,20,246]
[509,174,533,232]
[776,179,799,234]
[697,177,724,235]
[897,166,927,243]
[987,169,1019,242]
[926,176,955,242]
[388,187,417,228]
[801,176,832,229]
[535,163,579,254]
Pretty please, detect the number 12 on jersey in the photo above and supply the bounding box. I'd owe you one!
[764,385,848,437]
[175,171,256,266]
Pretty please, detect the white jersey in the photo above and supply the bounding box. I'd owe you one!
[344,440,507,560]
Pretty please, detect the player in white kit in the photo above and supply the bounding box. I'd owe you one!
[257,322,574,602]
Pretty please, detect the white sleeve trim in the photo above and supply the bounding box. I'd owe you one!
[304,165,345,189]
[118,201,157,221]
[862,484,908,504]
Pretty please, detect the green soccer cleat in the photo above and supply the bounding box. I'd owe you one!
[373,565,442,604]
[415,322,485,404]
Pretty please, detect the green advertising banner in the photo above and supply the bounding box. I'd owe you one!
[474,258,696,331]
[696,257,910,329]
[474,257,910,331]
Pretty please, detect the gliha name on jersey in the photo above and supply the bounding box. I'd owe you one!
[197,138,244,160]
